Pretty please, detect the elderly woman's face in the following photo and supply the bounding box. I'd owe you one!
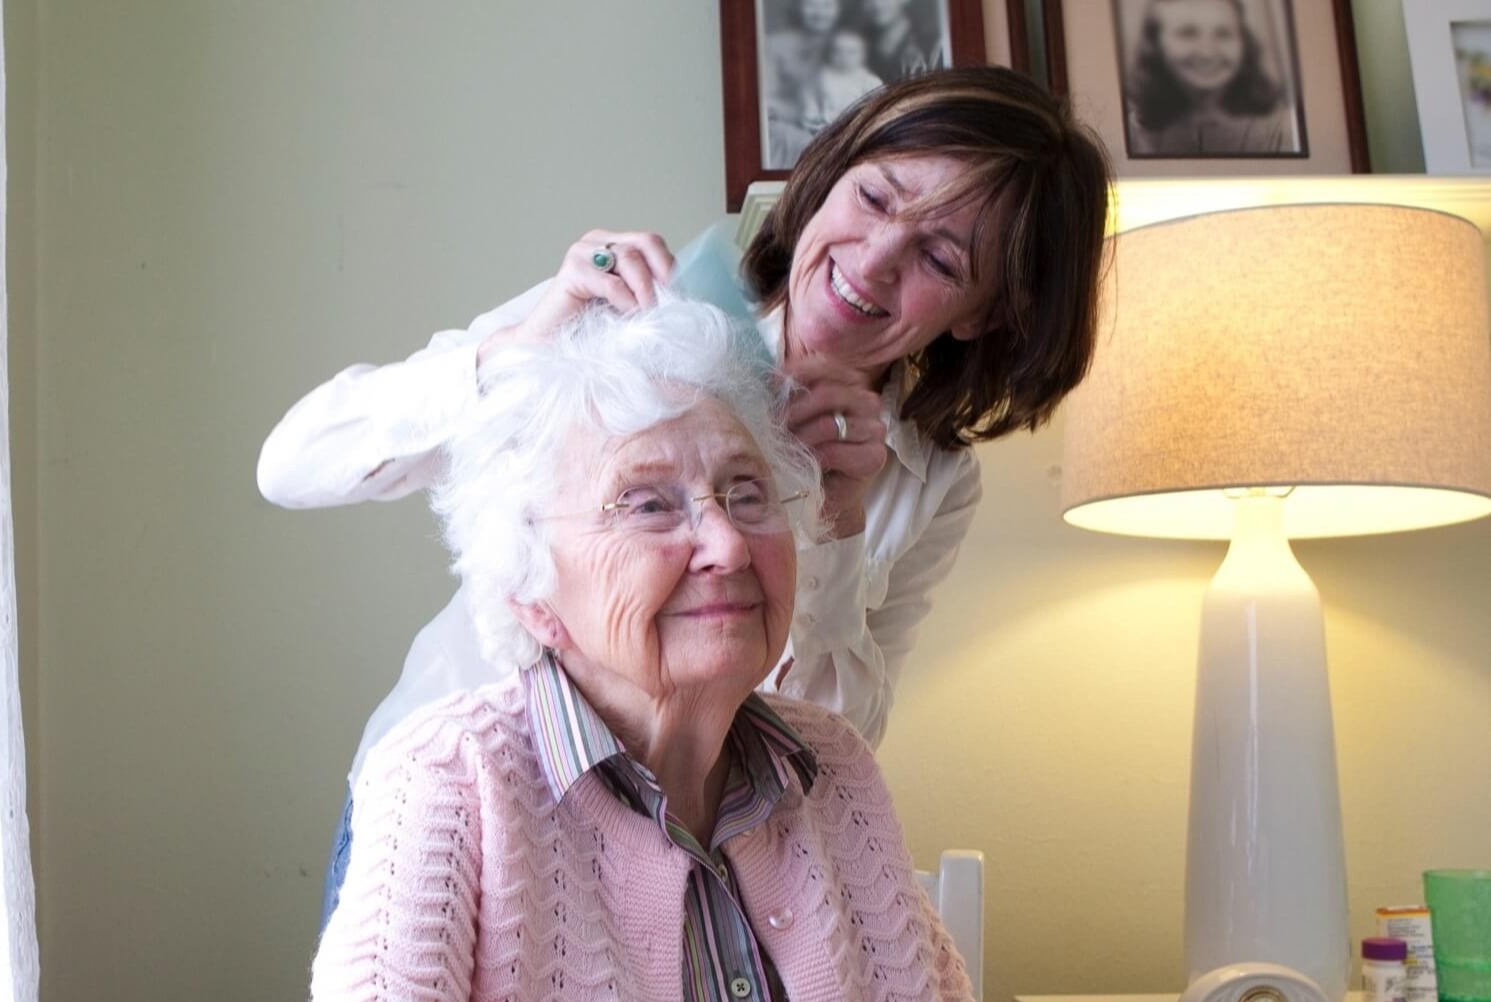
[1153,0,1244,94]
[784,154,997,377]
[538,398,796,696]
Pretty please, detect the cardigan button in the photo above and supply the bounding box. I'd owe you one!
[768,908,794,930]
[729,977,753,997]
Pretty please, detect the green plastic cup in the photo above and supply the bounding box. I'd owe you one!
[1425,869,1491,1002]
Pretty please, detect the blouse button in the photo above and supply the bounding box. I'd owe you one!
[768,908,794,930]
[802,576,820,591]
[797,612,817,627]
[716,862,730,880]
[730,976,753,998]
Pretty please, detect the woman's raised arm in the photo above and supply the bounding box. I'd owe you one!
[255,282,548,509]
[256,230,674,510]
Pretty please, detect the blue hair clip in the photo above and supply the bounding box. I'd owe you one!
[668,220,774,377]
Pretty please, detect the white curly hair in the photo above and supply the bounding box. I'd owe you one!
[431,294,824,668]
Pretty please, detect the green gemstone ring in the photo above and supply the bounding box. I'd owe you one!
[590,246,617,273]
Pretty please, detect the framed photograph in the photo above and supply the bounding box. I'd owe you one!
[1042,0,1369,176]
[720,0,1029,210]
[1404,0,1491,173]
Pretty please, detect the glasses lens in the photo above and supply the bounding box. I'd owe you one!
[726,479,790,533]
[609,480,804,535]
[614,486,687,532]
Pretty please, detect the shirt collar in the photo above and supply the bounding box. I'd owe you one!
[755,308,932,484]
[522,650,627,804]
[521,651,817,809]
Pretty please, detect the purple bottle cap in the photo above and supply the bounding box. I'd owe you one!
[1363,937,1409,961]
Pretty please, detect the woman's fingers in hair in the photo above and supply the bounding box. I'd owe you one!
[794,406,886,452]
[783,353,873,388]
[786,380,884,447]
[816,437,889,482]
[785,381,887,482]
[577,229,676,309]
[562,229,675,308]
[781,359,888,535]
[611,245,660,309]
[606,230,676,285]
[515,230,676,341]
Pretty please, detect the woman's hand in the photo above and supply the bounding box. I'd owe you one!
[784,356,888,539]
[478,230,675,364]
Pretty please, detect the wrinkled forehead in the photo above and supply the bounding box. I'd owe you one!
[857,154,998,223]
[856,154,1010,280]
[559,396,769,498]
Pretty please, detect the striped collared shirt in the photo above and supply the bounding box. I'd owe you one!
[523,653,818,1002]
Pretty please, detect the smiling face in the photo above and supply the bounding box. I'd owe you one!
[861,0,910,29]
[828,31,868,72]
[1152,0,1245,95]
[783,154,999,382]
[536,399,797,702]
[799,0,840,35]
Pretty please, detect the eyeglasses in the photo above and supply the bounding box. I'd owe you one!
[545,478,810,536]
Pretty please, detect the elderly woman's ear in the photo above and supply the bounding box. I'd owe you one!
[507,599,569,651]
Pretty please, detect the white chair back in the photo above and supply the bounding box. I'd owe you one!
[915,849,984,1001]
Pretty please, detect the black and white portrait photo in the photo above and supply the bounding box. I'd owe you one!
[1453,20,1491,168]
[1113,0,1307,158]
[758,0,952,169]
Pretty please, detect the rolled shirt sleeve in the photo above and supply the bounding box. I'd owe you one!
[256,280,550,509]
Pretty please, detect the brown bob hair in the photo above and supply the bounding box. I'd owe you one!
[741,66,1112,450]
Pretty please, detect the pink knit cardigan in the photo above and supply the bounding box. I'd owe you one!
[310,678,974,1002]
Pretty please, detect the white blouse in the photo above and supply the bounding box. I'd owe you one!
[257,283,982,780]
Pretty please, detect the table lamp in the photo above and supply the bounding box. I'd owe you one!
[1058,203,1491,1002]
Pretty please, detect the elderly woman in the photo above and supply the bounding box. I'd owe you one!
[259,66,1110,921]
[309,297,974,1001]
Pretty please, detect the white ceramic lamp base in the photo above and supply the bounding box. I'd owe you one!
[1184,493,1351,1002]
[1180,962,1330,1002]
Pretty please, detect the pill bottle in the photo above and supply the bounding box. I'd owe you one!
[1376,905,1437,1002]
[1362,936,1409,1002]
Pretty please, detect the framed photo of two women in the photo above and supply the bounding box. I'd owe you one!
[718,0,1369,208]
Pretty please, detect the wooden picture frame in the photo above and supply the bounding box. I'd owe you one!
[1403,0,1491,174]
[720,0,1029,210]
[1042,0,1369,176]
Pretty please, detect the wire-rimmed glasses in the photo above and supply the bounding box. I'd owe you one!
[544,478,810,536]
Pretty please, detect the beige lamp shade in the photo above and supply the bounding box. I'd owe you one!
[1060,203,1491,540]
